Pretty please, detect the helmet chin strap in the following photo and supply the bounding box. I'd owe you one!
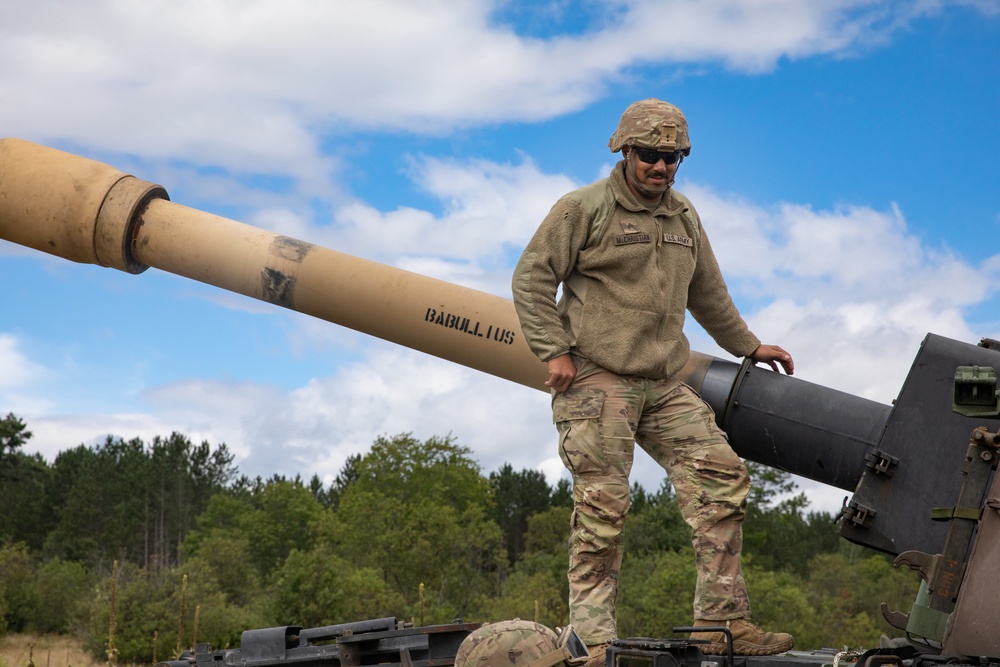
[622,151,676,200]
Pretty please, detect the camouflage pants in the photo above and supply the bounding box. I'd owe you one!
[553,357,751,645]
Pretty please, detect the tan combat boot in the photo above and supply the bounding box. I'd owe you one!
[690,619,793,656]
[582,643,609,667]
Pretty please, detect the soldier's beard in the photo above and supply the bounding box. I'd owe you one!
[624,158,674,201]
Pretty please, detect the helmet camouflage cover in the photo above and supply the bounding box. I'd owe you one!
[608,98,691,155]
[454,620,588,667]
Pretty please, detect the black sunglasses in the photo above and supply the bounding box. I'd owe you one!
[630,146,683,165]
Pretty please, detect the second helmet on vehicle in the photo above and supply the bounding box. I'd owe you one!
[454,620,590,667]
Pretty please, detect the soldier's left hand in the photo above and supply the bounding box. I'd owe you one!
[751,345,794,375]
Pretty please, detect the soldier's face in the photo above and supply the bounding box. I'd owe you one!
[623,146,680,202]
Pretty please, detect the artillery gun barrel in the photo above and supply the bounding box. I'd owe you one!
[0,138,549,391]
[0,138,888,493]
[693,356,890,493]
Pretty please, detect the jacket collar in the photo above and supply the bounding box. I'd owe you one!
[610,161,685,216]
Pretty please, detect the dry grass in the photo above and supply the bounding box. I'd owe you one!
[0,634,103,667]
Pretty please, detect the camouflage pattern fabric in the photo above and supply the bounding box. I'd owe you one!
[552,356,751,645]
[607,98,692,154]
[454,620,564,667]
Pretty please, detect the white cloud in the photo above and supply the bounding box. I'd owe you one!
[252,155,577,296]
[0,0,976,185]
[18,413,185,463]
[680,181,1000,400]
[0,335,50,417]
[0,335,37,390]
[616,0,877,72]
[131,343,559,486]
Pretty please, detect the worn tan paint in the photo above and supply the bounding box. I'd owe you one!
[0,137,712,394]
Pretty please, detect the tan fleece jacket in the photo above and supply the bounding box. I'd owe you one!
[512,162,760,380]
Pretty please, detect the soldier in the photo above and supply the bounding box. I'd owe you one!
[511,98,795,663]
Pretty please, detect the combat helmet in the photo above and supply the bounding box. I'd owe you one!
[454,620,590,667]
[608,98,691,155]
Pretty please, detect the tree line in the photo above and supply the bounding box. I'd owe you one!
[0,412,918,662]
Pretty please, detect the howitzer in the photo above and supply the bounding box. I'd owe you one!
[2,138,999,663]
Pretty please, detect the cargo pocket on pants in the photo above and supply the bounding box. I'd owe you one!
[553,388,607,475]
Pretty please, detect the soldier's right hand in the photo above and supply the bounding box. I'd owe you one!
[545,354,577,393]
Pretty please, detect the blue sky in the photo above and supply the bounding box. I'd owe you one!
[2,0,999,512]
